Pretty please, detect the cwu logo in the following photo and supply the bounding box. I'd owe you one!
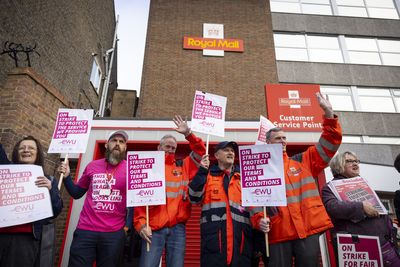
[136,189,154,197]
[251,188,271,195]
[59,139,77,145]
[14,204,34,213]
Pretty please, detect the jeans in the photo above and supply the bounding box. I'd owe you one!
[68,228,125,267]
[139,223,186,267]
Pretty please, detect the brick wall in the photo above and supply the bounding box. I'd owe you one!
[138,0,278,120]
[0,67,75,266]
[110,89,139,117]
[0,0,117,112]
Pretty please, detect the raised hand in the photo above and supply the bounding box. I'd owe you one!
[173,115,191,137]
[316,92,334,118]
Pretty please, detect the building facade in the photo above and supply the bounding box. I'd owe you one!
[270,0,400,170]
[135,0,400,264]
[138,0,278,120]
[139,0,400,183]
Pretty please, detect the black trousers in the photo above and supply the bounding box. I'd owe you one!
[0,233,40,267]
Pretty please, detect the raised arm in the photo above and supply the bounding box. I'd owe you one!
[296,93,342,176]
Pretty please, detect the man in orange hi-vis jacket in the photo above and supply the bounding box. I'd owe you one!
[188,141,270,267]
[266,92,342,267]
[134,115,205,267]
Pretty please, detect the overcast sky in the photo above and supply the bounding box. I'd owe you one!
[114,0,150,95]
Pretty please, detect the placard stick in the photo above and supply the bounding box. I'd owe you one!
[146,205,150,252]
[58,154,69,190]
[263,206,269,257]
[205,135,210,155]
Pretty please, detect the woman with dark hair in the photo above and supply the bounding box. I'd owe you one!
[322,151,400,267]
[0,136,63,267]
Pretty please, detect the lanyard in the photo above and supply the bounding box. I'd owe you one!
[105,163,119,189]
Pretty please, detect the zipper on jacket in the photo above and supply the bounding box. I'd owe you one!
[240,230,245,254]
[219,229,222,253]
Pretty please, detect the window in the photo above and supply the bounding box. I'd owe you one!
[342,135,400,145]
[320,85,400,113]
[271,0,332,15]
[274,33,344,63]
[274,33,400,66]
[356,88,397,112]
[344,37,400,66]
[270,0,400,19]
[90,59,102,94]
[342,135,362,143]
[320,86,355,111]
[367,136,400,145]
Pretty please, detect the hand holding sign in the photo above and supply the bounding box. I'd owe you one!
[140,224,152,244]
[34,176,52,190]
[199,154,210,169]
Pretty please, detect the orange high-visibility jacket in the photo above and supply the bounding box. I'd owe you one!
[268,116,342,244]
[134,133,205,232]
[189,165,264,267]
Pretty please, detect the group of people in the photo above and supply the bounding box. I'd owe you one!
[1,93,400,267]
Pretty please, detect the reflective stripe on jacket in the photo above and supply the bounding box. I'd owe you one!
[268,116,342,244]
[134,133,205,232]
[189,165,262,267]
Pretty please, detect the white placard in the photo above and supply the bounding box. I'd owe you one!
[48,109,93,154]
[255,115,275,144]
[191,90,227,137]
[239,144,286,207]
[0,165,53,227]
[127,151,166,207]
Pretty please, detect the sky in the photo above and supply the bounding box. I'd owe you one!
[114,0,150,95]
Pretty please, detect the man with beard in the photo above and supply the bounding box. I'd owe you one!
[134,115,206,267]
[57,130,129,267]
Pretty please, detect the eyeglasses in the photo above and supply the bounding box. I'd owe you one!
[18,146,37,151]
[345,159,360,165]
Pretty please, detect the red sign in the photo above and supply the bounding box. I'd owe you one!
[265,84,324,132]
[183,37,244,52]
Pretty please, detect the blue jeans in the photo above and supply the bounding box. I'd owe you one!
[68,228,125,267]
[139,223,186,267]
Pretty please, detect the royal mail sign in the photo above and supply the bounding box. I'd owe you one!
[183,23,244,56]
[265,84,324,132]
[183,37,244,52]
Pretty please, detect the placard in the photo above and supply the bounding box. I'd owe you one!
[48,109,93,153]
[0,165,53,227]
[337,233,383,267]
[240,144,286,207]
[127,151,166,207]
[191,90,227,137]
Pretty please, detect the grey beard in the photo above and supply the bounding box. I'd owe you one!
[105,148,125,165]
